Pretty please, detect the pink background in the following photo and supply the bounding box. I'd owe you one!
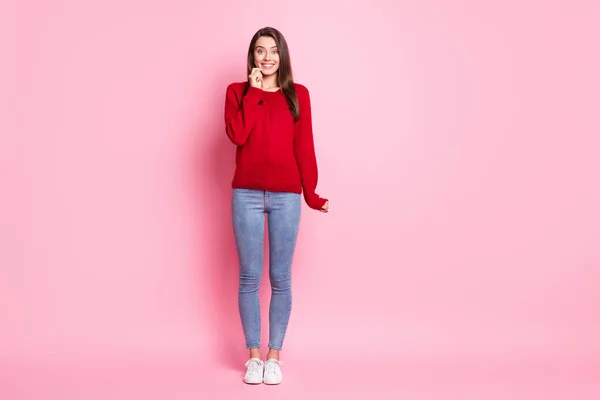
[2,0,599,398]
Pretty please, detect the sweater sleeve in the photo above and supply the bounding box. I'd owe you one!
[293,85,328,210]
[224,84,264,146]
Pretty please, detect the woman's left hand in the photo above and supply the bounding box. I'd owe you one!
[320,200,329,213]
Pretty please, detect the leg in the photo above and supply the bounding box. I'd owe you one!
[265,191,301,355]
[232,189,266,352]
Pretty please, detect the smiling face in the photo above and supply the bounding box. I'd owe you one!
[253,36,280,77]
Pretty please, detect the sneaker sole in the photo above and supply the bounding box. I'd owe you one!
[263,379,283,385]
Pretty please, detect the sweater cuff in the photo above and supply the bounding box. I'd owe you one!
[306,194,328,211]
[244,86,264,104]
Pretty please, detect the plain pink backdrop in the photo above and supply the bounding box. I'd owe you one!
[2,0,599,398]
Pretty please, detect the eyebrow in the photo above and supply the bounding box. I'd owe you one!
[255,45,278,49]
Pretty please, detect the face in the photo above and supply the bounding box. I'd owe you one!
[253,36,280,76]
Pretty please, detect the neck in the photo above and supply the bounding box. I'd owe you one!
[262,75,278,89]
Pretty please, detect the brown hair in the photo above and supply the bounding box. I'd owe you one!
[244,27,300,121]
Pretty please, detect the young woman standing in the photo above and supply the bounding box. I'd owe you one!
[224,27,329,385]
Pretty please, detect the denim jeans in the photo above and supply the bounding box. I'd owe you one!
[232,188,301,351]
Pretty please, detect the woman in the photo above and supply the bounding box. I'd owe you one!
[224,26,329,385]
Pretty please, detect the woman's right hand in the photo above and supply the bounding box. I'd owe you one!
[248,67,263,89]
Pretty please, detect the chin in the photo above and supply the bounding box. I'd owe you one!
[262,69,279,76]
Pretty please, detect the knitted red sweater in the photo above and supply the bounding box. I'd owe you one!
[224,82,327,210]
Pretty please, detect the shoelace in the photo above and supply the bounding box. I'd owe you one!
[245,359,263,374]
[264,359,283,375]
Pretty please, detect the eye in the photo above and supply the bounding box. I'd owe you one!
[257,49,264,55]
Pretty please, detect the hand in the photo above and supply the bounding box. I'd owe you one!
[248,67,263,89]
[320,200,329,213]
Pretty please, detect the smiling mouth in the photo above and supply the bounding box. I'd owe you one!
[262,63,275,68]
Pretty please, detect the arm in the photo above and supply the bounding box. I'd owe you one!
[294,85,328,210]
[224,84,264,146]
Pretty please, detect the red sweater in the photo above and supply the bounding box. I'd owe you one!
[224,82,327,210]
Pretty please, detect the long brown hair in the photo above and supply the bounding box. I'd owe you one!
[244,27,300,121]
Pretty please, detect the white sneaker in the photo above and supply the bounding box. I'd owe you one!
[243,358,264,384]
[263,358,283,385]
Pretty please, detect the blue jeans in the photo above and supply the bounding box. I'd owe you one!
[232,188,301,351]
